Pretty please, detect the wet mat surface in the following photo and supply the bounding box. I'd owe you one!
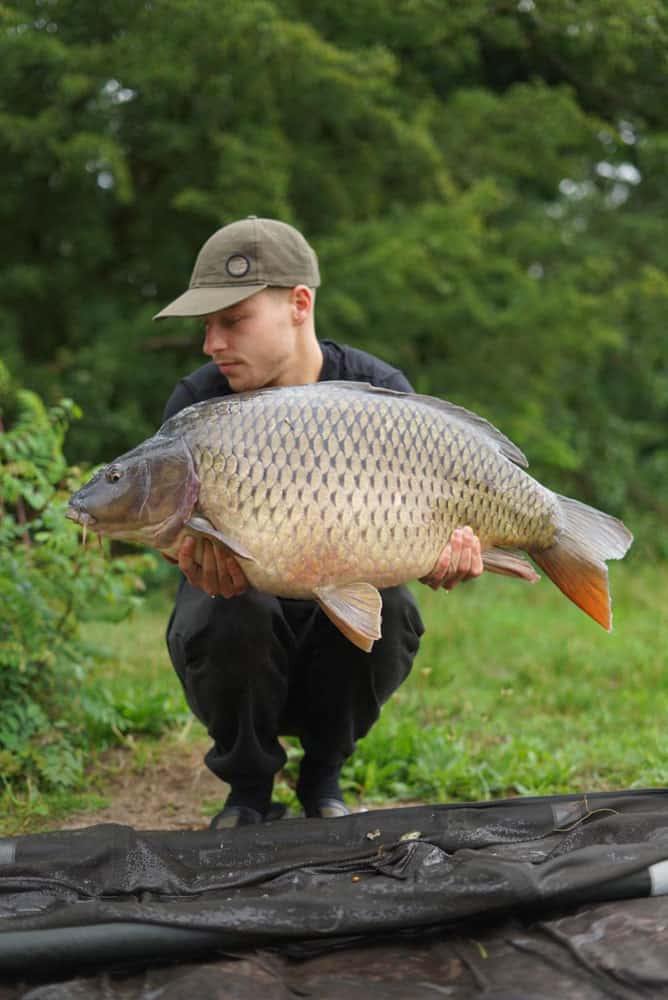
[1,789,668,996]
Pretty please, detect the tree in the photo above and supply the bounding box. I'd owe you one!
[1,0,666,546]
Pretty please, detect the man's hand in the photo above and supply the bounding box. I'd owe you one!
[419,525,484,591]
[173,526,481,598]
[178,535,249,598]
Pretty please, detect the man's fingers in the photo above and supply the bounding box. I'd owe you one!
[177,534,196,569]
[226,557,247,592]
[208,544,248,598]
[470,535,484,577]
[440,526,485,591]
[442,529,464,590]
[456,526,474,576]
[216,555,244,598]
[419,527,474,590]
[419,543,452,590]
[201,539,220,595]
[450,528,471,579]
[178,535,199,584]
[211,543,229,589]
[176,536,248,597]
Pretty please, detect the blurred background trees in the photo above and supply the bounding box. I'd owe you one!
[2,0,666,548]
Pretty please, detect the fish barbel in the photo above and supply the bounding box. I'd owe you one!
[66,382,632,650]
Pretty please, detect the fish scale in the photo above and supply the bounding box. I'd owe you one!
[67,381,633,649]
[185,385,556,597]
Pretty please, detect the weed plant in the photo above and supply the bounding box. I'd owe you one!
[0,365,153,814]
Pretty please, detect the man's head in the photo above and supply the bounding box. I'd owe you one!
[154,217,323,391]
[154,216,320,319]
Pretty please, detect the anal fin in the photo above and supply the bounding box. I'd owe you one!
[482,547,540,582]
[314,583,383,653]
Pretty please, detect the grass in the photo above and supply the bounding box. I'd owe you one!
[78,590,190,738]
[344,561,668,803]
[0,591,191,835]
[3,560,667,831]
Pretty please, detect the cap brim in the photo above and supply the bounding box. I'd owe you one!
[153,284,268,320]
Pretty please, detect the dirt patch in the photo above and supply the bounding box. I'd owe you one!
[56,735,423,832]
[60,737,229,831]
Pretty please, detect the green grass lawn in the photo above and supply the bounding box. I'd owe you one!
[5,560,667,830]
[346,562,668,803]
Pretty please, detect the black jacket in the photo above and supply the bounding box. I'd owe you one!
[163,340,413,422]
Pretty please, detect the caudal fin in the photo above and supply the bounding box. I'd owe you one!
[531,496,633,631]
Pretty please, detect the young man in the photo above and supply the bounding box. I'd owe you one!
[155,217,483,828]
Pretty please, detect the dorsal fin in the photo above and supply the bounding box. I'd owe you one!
[320,381,529,469]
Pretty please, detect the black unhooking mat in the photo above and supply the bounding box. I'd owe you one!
[2,789,668,997]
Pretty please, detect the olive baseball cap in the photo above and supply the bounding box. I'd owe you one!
[153,216,321,319]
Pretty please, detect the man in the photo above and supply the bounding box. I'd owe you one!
[155,217,483,828]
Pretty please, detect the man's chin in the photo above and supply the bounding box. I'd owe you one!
[227,375,255,392]
[218,365,246,387]
[225,371,265,393]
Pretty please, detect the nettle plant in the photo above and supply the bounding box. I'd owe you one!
[0,362,151,791]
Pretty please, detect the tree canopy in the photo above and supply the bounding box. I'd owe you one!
[2,0,666,548]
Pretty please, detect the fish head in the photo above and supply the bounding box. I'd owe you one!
[66,435,200,550]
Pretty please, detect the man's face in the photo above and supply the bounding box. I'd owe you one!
[201,289,297,392]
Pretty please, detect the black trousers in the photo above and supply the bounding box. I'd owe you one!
[166,580,424,789]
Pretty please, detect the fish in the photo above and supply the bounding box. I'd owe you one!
[66,382,633,651]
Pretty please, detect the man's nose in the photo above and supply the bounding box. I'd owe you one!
[203,322,228,355]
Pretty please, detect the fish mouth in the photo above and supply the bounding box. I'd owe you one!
[65,506,97,527]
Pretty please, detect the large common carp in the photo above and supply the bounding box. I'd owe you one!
[66,382,632,650]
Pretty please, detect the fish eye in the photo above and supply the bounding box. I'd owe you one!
[107,467,123,484]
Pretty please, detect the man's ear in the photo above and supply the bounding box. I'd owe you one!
[291,284,313,325]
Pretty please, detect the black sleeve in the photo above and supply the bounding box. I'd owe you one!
[377,369,415,393]
[162,380,197,423]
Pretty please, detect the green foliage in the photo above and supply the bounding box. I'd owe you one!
[0,0,666,546]
[0,362,154,792]
[1,558,665,831]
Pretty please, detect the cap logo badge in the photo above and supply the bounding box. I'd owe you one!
[226,254,251,278]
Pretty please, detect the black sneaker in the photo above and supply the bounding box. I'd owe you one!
[209,801,287,830]
[305,797,350,819]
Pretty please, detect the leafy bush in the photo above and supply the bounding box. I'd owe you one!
[0,362,153,791]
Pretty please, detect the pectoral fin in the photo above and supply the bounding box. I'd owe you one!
[184,515,257,563]
[314,583,383,653]
[482,547,540,582]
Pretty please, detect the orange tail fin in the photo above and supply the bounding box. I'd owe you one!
[531,496,633,631]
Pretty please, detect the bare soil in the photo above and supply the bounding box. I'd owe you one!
[60,736,230,831]
[56,735,420,832]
